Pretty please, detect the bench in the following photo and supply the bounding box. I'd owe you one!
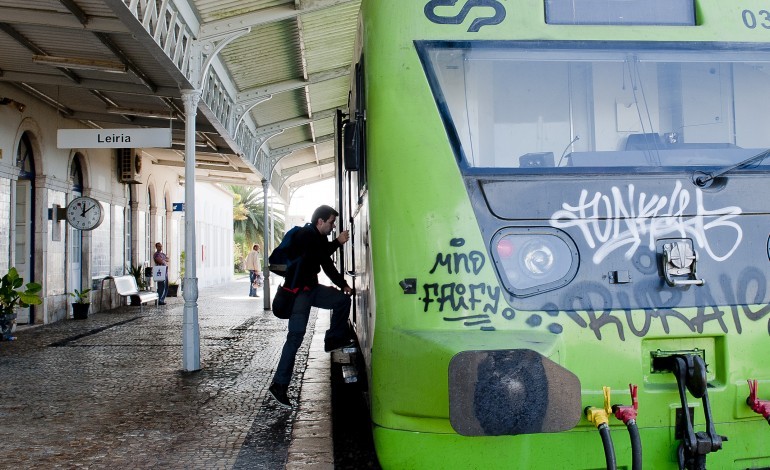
[113,275,159,313]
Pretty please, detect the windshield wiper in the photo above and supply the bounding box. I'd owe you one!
[693,148,770,187]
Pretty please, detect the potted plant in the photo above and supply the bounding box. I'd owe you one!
[128,264,148,306]
[69,288,91,320]
[167,280,179,297]
[0,267,42,341]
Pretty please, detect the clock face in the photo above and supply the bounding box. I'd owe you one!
[66,196,104,231]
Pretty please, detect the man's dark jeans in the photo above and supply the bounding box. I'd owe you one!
[249,270,258,297]
[157,279,167,303]
[273,285,351,385]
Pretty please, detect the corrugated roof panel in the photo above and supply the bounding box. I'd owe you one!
[221,22,302,90]
[249,88,307,126]
[1,0,71,13]
[312,116,335,138]
[9,24,116,60]
[196,0,293,22]
[301,2,360,74]
[307,78,348,113]
[270,125,311,149]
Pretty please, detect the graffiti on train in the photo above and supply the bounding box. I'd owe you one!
[555,267,770,340]
[421,238,770,338]
[549,181,743,264]
[422,238,552,332]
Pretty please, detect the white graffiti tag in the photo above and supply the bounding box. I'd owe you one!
[550,181,743,264]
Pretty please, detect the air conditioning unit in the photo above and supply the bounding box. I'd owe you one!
[117,148,142,184]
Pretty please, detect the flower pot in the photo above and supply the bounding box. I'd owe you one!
[167,284,179,297]
[0,312,17,340]
[72,303,90,320]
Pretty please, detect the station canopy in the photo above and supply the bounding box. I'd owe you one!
[0,0,361,201]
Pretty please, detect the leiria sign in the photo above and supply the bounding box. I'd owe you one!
[57,128,171,149]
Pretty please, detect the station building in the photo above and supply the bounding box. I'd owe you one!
[0,0,357,335]
[0,81,233,325]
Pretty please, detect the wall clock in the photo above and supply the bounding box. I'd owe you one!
[66,196,104,231]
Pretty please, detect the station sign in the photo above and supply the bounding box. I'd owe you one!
[172,203,184,212]
[57,128,172,149]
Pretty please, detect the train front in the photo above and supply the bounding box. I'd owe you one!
[360,1,770,468]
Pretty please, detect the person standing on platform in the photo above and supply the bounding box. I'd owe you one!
[244,244,262,297]
[153,242,168,305]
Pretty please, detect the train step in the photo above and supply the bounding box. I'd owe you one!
[331,345,357,364]
[342,364,358,383]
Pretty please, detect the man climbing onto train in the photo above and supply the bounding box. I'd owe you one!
[268,204,353,408]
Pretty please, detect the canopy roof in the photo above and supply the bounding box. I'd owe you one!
[0,0,360,201]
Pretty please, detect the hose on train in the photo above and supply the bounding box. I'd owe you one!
[747,379,770,425]
[585,386,617,470]
[612,384,642,470]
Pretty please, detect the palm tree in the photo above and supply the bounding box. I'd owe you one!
[230,185,285,251]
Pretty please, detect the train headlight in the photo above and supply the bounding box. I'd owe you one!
[492,228,579,297]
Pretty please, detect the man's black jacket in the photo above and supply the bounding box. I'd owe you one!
[285,224,348,290]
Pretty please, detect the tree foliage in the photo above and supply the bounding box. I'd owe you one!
[230,185,285,261]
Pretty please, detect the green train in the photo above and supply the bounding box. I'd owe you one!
[336,1,770,468]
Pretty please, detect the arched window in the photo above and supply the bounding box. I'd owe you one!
[15,132,36,323]
[146,188,152,265]
[16,132,34,178]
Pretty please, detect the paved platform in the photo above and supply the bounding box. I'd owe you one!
[0,276,334,469]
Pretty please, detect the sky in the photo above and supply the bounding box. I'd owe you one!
[287,179,335,222]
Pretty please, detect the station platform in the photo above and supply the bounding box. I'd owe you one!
[0,276,334,469]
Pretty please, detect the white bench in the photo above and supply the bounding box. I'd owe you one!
[113,275,159,312]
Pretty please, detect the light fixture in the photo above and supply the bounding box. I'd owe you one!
[106,107,176,119]
[172,140,208,148]
[32,54,128,73]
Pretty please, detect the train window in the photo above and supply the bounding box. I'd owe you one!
[418,41,770,174]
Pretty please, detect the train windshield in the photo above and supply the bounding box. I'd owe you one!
[420,42,770,172]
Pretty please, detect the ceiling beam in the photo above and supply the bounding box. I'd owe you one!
[58,0,88,25]
[280,157,335,177]
[254,108,337,139]
[0,7,128,33]
[271,133,334,158]
[199,0,358,39]
[66,111,220,133]
[236,66,349,102]
[0,72,178,96]
[0,22,81,83]
[93,32,156,92]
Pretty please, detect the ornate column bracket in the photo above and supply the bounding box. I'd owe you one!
[188,27,251,89]
[232,95,272,137]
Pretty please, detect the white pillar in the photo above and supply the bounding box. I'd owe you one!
[262,178,271,309]
[181,89,201,372]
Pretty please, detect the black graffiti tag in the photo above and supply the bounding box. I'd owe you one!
[424,0,506,32]
[421,239,770,339]
[423,239,516,328]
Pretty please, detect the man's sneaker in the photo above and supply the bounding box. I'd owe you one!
[324,337,355,353]
[268,383,292,408]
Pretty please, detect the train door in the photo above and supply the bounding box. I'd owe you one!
[339,58,372,354]
[14,132,35,324]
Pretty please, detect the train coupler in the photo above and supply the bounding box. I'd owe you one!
[652,353,727,470]
[746,379,770,425]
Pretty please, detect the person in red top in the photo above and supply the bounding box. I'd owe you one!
[153,242,168,305]
[268,205,352,408]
